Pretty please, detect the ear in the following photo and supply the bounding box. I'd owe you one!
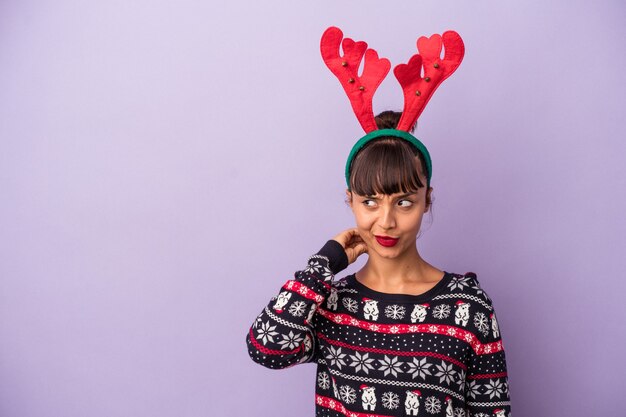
[345,189,353,208]
[424,187,433,213]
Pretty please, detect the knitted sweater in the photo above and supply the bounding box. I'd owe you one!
[246,240,511,417]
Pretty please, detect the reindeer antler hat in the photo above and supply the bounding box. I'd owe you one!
[320,26,465,190]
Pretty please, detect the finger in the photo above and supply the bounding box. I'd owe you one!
[349,237,365,247]
[340,229,355,241]
[350,229,361,239]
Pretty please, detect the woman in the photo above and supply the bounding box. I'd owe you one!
[245,111,511,417]
[247,26,510,416]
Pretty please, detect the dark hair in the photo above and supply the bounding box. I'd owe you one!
[347,111,431,200]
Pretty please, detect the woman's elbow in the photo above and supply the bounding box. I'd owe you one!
[245,330,302,370]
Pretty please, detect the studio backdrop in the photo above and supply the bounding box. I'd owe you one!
[1,1,625,416]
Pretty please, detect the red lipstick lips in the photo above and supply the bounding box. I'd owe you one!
[375,235,399,247]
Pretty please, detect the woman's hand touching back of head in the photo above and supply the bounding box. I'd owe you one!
[332,228,368,265]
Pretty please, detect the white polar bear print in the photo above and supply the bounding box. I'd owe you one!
[298,334,313,363]
[327,288,338,310]
[404,390,421,415]
[445,396,454,417]
[494,409,507,417]
[410,303,430,323]
[362,298,379,321]
[360,385,376,411]
[305,303,317,325]
[332,377,340,399]
[491,312,500,339]
[454,300,470,326]
[272,291,291,313]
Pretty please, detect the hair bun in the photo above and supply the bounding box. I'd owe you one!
[374,111,401,130]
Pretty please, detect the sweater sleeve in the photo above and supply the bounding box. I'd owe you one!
[464,289,511,416]
[245,240,349,369]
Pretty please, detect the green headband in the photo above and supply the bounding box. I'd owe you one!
[345,128,432,190]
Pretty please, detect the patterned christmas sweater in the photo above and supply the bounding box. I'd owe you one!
[246,240,511,417]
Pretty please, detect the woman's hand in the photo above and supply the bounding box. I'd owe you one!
[332,228,368,265]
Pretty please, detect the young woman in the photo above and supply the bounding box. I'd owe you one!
[247,27,510,417]
[245,111,511,417]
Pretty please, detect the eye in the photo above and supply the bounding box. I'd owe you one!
[362,199,376,207]
[398,199,414,208]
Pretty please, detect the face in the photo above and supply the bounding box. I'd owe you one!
[346,185,432,259]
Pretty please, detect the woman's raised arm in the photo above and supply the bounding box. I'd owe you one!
[245,240,349,369]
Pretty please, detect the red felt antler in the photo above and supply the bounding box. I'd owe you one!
[320,27,391,133]
[394,31,465,131]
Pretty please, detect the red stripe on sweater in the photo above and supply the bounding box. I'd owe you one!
[248,328,301,356]
[316,394,394,417]
[317,331,467,370]
[317,307,504,356]
[466,371,508,380]
[283,280,326,303]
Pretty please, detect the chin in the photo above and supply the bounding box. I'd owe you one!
[375,245,402,256]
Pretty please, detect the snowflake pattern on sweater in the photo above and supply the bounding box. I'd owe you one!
[246,240,511,417]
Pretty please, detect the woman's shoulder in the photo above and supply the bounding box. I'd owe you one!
[445,270,494,307]
[330,274,352,290]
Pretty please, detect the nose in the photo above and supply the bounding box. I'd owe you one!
[378,204,396,230]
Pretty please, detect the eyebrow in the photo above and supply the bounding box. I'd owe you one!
[364,192,418,199]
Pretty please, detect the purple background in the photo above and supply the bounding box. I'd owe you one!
[1,1,625,416]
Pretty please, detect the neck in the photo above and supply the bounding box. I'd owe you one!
[359,244,437,288]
